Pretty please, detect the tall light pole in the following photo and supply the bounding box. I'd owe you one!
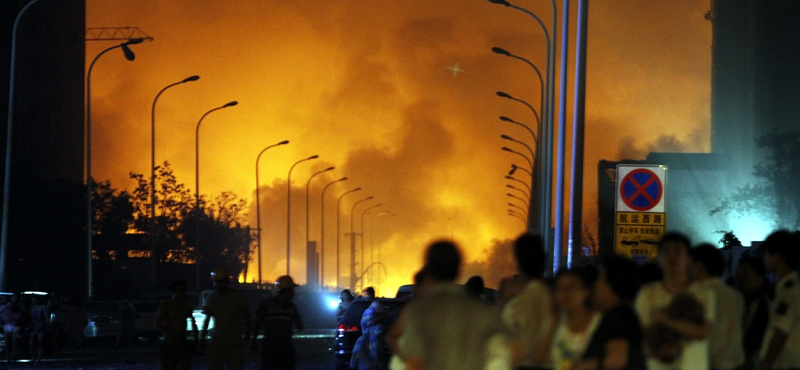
[568,0,589,269]
[349,196,373,290]
[85,38,143,297]
[305,166,334,286]
[492,47,544,128]
[193,100,237,287]
[2,0,41,292]
[359,203,382,290]
[286,155,318,275]
[501,147,533,169]
[371,211,392,289]
[255,140,289,286]
[336,187,361,288]
[499,116,536,142]
[195,101,238,204]
[151,75,199,287]
[320,177,347,287]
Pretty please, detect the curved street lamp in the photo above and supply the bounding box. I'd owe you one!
[492,47,544,125]
[500,116,536,143]
[83,37,144,296]
[349,196,374,290]
[336,187,361,288]
[506,184,530,203]
[508,202,528,218]
[150,74,200,285]
[254,140,289,285]
[505,175,530,194]
[195,101,238,204]
[320,177,347,287]
[359,203,382,291]
[370,211,393,289]
[286,155,319,275]
[507,193,528,211]
[509,163,532,178]
[501,147,533,169]
[501,134,535,163]
[305,166,334,286]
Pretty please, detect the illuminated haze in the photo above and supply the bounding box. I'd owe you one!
[87,1,711,294]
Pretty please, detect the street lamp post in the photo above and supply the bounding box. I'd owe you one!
[336,187,361,289]
[501,134,535,163]
[509,164,532,178]
[501,147,533,169]
[499,116,536,142]
[151,75,199,288]
[508,203,528,218]
[305,166,334,286]
[286,155,319,276]
[359,204,382,290]
[2,0,41,292]
[506,184,530,204]
[85,38,143,297]
[320,177,347,287]
[371,211,392,289]
[255,140,290,286]
[349,196,373,290]
[505,175,531,194]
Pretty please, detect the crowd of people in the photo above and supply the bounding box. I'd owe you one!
[379,229,800,370]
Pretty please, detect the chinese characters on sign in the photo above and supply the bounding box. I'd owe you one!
[615,165,667,264]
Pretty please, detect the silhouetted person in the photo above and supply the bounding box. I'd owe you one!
[201,267,251,370]
[502,233,553,370]
[736,254,771,369]
[690,243,744,370]
[337,289,355,323]
[465,275,486,299]
[1,294,22,362]
[28,295,48,363]
[157,280,199,370]
[116,299,137,347]
[362,287,376,300]
[251,275,303,370]
[758,230,800,370]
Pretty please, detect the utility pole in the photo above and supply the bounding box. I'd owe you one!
[345,231,361,291]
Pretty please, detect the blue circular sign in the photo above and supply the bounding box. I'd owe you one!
[620,169,663,211]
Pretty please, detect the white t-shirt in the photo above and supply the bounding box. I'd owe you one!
[549,312,601,370]
[760,270,800,369]
[501,279,553,367]
[635,281,715,370]
[696,278,744,370]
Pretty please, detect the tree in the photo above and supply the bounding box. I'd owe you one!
[91,178,135,235]
[711,131,800,229]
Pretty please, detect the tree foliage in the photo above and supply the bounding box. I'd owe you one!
[710,131,800,229]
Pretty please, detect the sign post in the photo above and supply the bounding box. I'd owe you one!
[614,165,667,264]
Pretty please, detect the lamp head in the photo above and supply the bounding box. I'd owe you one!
[183,75,200,83]
[324,166,335,171]
[338,177,348,181]
[121,44,135,61]
[223,101,238,108]
[509,164,518,175]
[354,187,362,191]
[499,116,513,122]
[487,0,511,6]
[491,47,511,56]
[501,147,513,152]
[375,203,383,207]
[366,196,374,200]
[278,140,290,145]
[496,91,512,99]
[505,175,514,180]
[506,184,514,189]
[501,134,513,140]
[308,155,319,160]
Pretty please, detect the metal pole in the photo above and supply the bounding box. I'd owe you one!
[255,140,289,286]
[360,204,381,289]
[320,177,347,287]
[1,0,41,293]
[336,188,361,289]
[286,155,318,276]
[553,0,569,274]
[350,196,373,290]
[568,0,588,268]
[305,167,333,286]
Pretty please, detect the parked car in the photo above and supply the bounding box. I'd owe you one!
[333,298,406,370]
[82,301,123,342]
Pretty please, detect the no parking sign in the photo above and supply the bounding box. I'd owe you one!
[614,165,667,263]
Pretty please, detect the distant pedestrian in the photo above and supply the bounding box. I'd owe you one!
[362,287,376,300]
[1,294,22,362]
[251,275,303,370]
[157,280,199,370]
[200,267,251,370]
[398,240,505,370]
[690,243,744,370]
[501,233,553,370]
[28,295,48,363]
[736,254,771,370]
[337,289,355,323]
[116,299,137,347]
[758,230,800,370]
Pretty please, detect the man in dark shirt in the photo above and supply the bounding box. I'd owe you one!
[251,275,303,370]
[580,255,646,370]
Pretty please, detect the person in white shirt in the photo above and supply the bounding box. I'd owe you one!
[501,233,553,370]
[635,232,712,370]
[689,243,745,370]
[758,230,800,370]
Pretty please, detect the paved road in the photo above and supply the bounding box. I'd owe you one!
[0,332,334,370]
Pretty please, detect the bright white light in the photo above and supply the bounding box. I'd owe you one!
[728,215,771,246]
[327,299,339,310]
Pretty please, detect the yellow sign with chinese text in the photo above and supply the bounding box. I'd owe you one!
[614,212,665,263]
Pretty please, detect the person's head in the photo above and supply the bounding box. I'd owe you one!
[275,275,297,300]
[554,268,594,313]
[658,232,691,276]
[362,287,375,299]
[210,267,231,290]
[514,233,545,279]
[339,289,354,303]
[423,240,462,283]
[465,275,485,297]
[762,230,800,273]
[170,280,188,299]
[594,255,641,310]
[736,254,767,294]
[689,243,725,280]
